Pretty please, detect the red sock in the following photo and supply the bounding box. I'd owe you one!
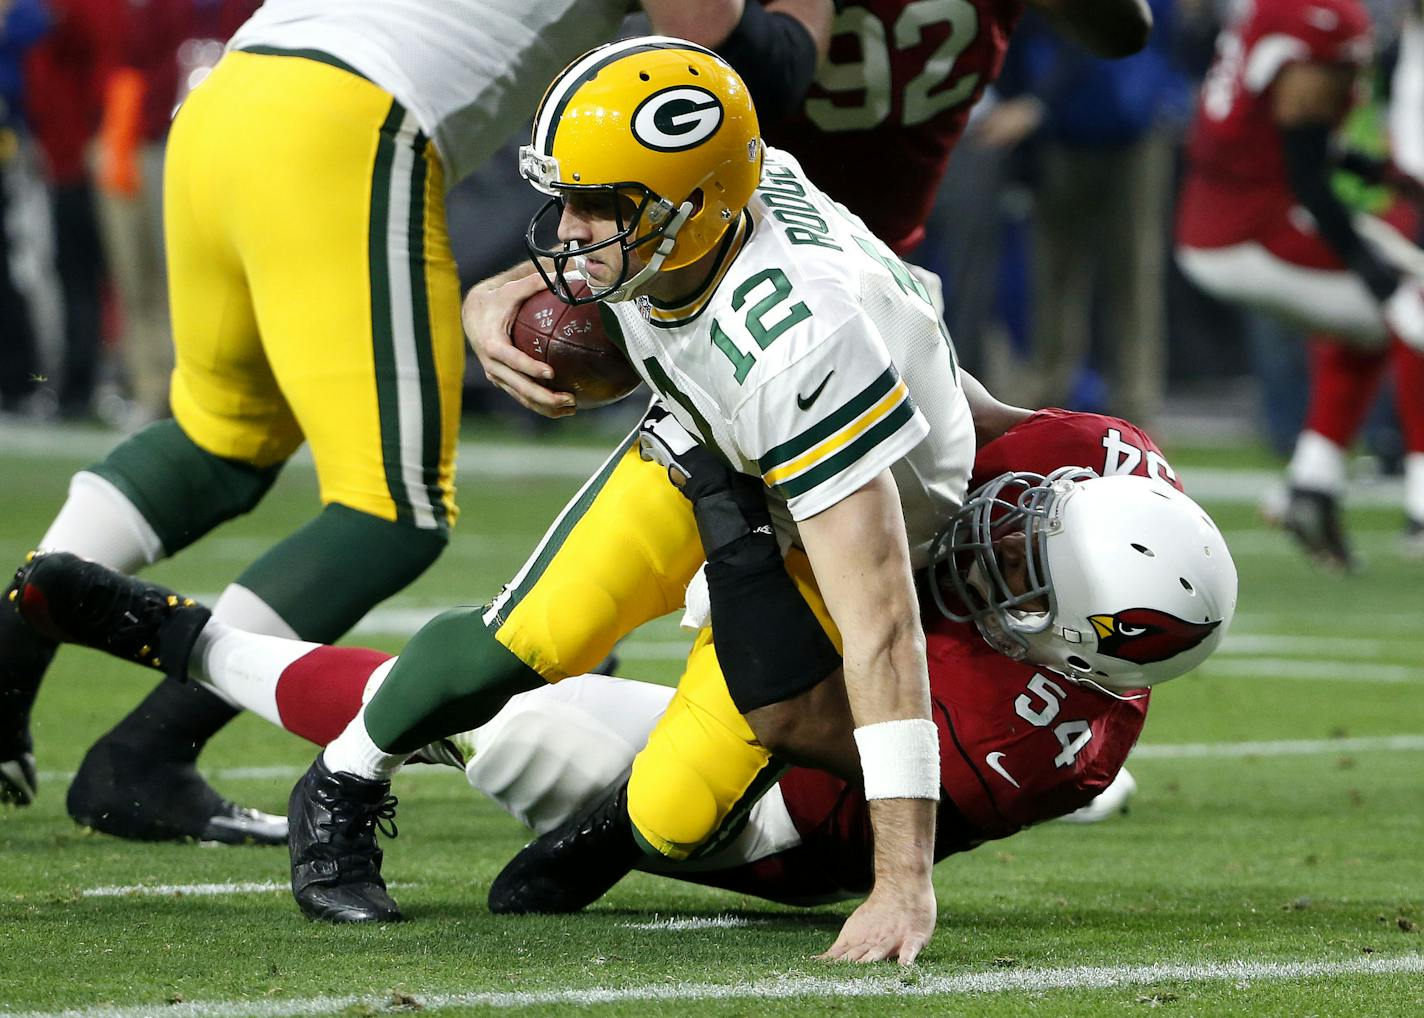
[274,646,394,746]
[1391,339,1424,454]
[1303,338,1389,446]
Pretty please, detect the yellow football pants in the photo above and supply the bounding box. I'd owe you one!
[164,49,462,528]
[489,439,839,860]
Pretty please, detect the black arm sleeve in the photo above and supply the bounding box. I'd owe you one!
[715,2,820,123]
[680,469,842,715]
[1281,121,1400,302]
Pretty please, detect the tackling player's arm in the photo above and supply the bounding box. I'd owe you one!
[1027,0,1152,59]
[961,371,1033,448]
[461,263,577,419]
[643,0,835,121]
[797,469,937,965]
[1274,62,1402,303]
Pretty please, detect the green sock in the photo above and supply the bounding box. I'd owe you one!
[363,607,543,754]
[234,503,447,642]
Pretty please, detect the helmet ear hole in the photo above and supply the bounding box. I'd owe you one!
[1180,577,1195,594]
[1131,543,1154,557]
[1066,655,1092,673]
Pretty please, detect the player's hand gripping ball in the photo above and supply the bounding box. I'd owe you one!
[511,280,641,409]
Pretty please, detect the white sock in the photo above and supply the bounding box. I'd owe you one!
[38,471,164,571]
[1405,453,1424,523]
[1287,430,1348,494]
[190,620,319,726]
[323,711,406,781]
[212,583,299,638]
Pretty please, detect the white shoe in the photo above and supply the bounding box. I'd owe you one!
[1058,767,1137,825]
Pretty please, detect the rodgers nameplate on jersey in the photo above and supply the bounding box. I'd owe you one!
[604,147,975,561]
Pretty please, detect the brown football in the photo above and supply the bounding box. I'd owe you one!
[510,280,641,409]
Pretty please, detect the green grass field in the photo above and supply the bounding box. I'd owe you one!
[1,421,1421,1017]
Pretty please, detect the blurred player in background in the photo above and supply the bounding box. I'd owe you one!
[0,0,839,840]
[1176,0,1424,570]
[6,406,1236,919]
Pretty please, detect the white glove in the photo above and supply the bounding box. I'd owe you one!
[637,398,702,483]
[1382,279,1424,353]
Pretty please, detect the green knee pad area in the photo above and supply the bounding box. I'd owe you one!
[234,503,448,643]
[363,607,544,755]
[89,420,281,556]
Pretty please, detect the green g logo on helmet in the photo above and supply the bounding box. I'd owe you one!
[631,86,725,152]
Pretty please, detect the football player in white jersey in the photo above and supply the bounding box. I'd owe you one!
[0,1,837,840]
[274,38,975,964]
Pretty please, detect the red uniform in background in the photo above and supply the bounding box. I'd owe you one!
[703,411,1175,904]
[1177,0,1374,260]
[1175,0,1424,563]
[767,0,1024,254]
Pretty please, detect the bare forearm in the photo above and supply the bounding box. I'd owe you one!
[840,611,930,727]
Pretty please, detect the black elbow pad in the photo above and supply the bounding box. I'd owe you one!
[717,3,820,123]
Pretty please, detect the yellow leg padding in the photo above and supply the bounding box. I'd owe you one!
[496,450,703,681]
[627,632,774,860]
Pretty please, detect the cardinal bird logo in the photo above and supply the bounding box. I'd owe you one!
[1088,608,1221,664]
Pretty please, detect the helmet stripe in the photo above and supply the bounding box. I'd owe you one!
[533,36,722,157]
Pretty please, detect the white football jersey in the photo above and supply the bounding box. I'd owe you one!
[606,147,974,566]
[227,0,628,185]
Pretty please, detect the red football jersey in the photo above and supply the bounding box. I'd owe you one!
[765,0,1024,254]
[702,412,1172,903]
[1177,0,1372,250]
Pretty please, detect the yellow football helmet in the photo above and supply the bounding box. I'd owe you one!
[520,36,763,304]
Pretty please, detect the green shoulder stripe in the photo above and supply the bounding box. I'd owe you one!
[757,366,899,474]
[773,397,918,500]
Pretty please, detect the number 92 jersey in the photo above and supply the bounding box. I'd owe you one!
[604,146,975,567]
[765,0,1026,254]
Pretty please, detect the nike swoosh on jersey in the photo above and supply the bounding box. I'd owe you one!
[985,751,1020,788]
[796,371,835,411]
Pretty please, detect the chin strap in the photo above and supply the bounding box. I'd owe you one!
[605,201,694,303]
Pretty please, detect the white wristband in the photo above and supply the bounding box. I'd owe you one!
[853,718,940,800]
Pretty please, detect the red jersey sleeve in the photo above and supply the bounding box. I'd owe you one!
[1253,0,1372,78]
[969,409,1183,493]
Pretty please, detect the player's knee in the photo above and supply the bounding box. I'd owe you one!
[627,755,722,862]
[505,579,623,679]
[87,420,281,555]
[466,700,636,835]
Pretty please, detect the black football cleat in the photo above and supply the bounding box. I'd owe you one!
[488,778,642,915]
[0,593,59,806]
[0,740,37,807]
[1403,517,1424,559]
[8,551,211,681]
[288,755,402,923]
[1280,488,1359,574]
[67,736,286,844]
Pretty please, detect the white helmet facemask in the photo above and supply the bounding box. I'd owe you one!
[931,470,1238,695]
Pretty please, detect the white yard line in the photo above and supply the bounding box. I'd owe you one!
[1201,659,1423,682]
[36,732,1424,788]
[82,880,285,898]
[5,955,1423,1018]
[1132,733,1424,759]
[9,421,1410,504]
[1218,635,1402,656]
[621,914,757,931]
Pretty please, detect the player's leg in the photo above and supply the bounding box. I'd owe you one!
[487,548,840,913]
[1279,338,1388,572]
[1390,339,1424,553]
[89,52,467,847]
[295,441,704,921]
[0,59,300,821]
